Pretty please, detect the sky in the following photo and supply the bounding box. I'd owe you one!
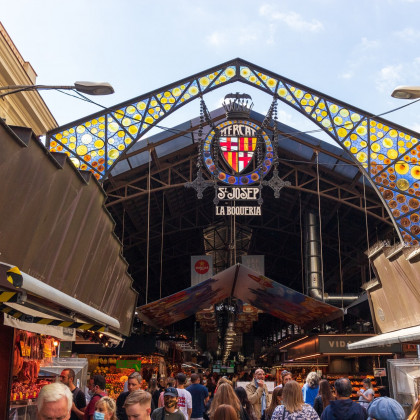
[3,0,420,144]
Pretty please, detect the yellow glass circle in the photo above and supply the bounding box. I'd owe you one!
[357,152,367,163]
[137,102,147,111]
[351,113,361,122]
[189,86,199,95]
[200,77,210,87]
[396,178,410,191]
[337,128,347,138]
[387,149,398,159]
[122,118,131,127]
[94,140,104,148]
[396,161,409,174]
[76,125,85,134]
[172,88,182,97]
[129,125,138,135]
[329,104,339,114]
[383,138,393,148]
[108,149,119,159]
[76,145,88,156]
[371,143,381,152]
[126,106,136,114]
[411,166,420,179]
[356,126,367,136]
[114,110,124,119]
[278,88,287,97]
[226,68,235,78]
[240,68,251,78]
[145,116,154,124]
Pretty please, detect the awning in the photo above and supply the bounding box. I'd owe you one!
[0,123,138,336]
[138,264,343,328]
[348,325,420,350]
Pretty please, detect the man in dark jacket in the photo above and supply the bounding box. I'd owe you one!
[321,378,367,420]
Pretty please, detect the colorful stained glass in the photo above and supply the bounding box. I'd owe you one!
[47,59,420,244]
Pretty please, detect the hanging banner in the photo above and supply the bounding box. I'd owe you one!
[191,256,213,286]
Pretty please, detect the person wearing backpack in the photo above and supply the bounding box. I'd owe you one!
[59,368,86,420]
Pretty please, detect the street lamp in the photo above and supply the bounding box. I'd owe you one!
[391,86,420,99]
[0,81,114,99]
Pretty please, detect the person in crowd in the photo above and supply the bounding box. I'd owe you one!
[208,383,244,420]
[271,381,319,420]
[356,378,374,409]
[86,378,95,404]
[148,378,161,411]
[59,368,87,420]
[275,371,293,389]
[213,405,238,420]
[205,376,216,399]
[124,389,153,420]
[151,387,185,420]
[95,396,117,420]
[84,375,107,420]
[159,378,167,393]
[409,398,420,420]
[245,368,271,420]
[176,373,193,420]
[321,378,367,420]
[117,372,146,420]
[313,379,335,417]
[263,387,282,420]
[235,386,257,420]
[37,382,73,420]
[367,396,405,420]
[187,373,209,420]
[302,372,320,407]
[159,378,176,407]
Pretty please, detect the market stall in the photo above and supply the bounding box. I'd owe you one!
[78,354,167,398]
[275,334,401,399]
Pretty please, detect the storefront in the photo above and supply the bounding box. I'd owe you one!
[275,334,402,399]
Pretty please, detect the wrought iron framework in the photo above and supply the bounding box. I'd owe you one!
[47,58,420,244]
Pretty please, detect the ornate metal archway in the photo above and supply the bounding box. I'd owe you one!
[46,58,420,244]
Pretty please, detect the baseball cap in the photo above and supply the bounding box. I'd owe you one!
[367,397,405,420]
[164,387,178,397]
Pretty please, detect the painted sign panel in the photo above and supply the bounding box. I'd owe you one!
[139,264,342,328]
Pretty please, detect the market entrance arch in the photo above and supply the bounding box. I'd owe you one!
[47,58,420,244]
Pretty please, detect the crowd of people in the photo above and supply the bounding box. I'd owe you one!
[36,367,420,420]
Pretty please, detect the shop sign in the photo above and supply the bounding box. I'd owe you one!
[373,367,387,377]
[116,360,142,371]
[186,94,291,216]
[318,335,402,354]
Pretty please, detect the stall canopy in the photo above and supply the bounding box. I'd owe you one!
[348,325,420,350]
[0,122,138,336]
[137,264,343,329]
[348,242,420,350]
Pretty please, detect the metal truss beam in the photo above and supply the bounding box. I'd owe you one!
[47,58,420,243]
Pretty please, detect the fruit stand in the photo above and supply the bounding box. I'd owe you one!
[79,354,167,397]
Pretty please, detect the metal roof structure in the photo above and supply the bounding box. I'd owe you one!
[101,107,394,337]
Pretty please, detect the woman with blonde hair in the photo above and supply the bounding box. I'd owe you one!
[95,396,117,420]
[408,399,420,420]
[302,372,320,407]
[271,381,319,420]
[208,383,242,420]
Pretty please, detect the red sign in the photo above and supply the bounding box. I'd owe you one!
[195,259,209,275]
